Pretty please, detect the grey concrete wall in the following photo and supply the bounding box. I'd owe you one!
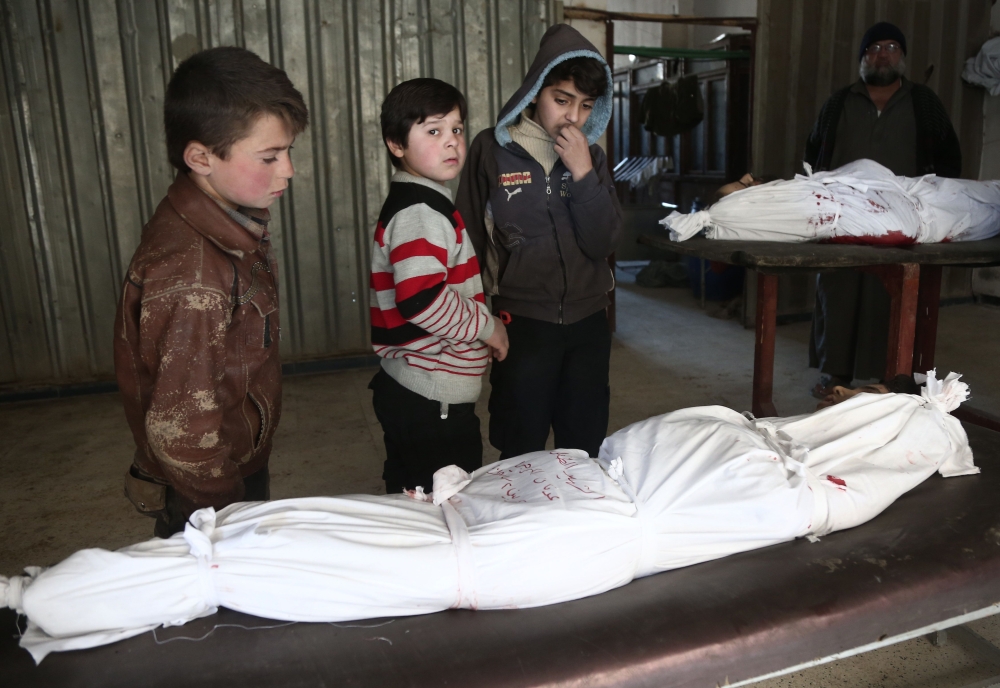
[0,0,557,387]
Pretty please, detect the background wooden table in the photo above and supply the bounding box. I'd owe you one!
[638,234,1000,421]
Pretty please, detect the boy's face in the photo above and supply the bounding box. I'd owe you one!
[184,113,296,210]
[531,79,595,140]
[387,106,466,183]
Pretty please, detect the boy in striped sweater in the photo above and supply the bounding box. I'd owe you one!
[369,78,509,494]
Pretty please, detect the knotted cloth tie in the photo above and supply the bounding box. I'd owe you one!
[0,567,41,614]
[753,420,833,536]
[183,509,221,609]
[602,456,658,578]
[440,500,478,610]
[661,209,713,242]
[420,465,479,610]
[1,576,25,613]
[431,465,473,506]
[917,369,970,414]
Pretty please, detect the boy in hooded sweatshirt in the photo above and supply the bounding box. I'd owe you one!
[456,24,623,460]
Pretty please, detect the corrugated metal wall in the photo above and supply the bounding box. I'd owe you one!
[0,0,557,387]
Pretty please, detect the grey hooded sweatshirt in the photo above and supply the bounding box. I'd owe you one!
[456,24,623,325]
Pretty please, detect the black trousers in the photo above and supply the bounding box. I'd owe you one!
[153,468,270,539]
[369,368,483,494]
[809,272,890,381]
[488,310,611,460]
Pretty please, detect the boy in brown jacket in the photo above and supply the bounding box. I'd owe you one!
[114,47,308,537]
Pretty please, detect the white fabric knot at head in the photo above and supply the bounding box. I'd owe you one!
[183,508,218,558]
[661,210,713,242]
[1,567,41,613]
[917,369,970,414]
[1,576,24,613]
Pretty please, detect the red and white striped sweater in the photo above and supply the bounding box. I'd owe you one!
[370,172,494,403]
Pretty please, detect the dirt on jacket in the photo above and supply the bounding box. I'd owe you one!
[114,172,281,516]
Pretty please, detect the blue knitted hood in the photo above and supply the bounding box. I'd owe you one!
[494,24,613,148]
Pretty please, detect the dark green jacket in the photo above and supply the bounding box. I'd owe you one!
[804,78,961,177]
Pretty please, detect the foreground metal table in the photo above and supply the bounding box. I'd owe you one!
[4,423,1000,688]
[638,234,1000,423]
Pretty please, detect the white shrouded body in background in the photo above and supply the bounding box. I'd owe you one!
[662,159,1000,244]
[0,372,978,663]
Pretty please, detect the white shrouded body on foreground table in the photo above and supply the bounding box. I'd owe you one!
[0,372,978,663]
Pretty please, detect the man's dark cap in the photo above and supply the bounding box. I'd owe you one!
[859,21,907,60]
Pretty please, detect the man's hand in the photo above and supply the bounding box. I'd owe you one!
[554,125,593,181]
[484,316,509,361]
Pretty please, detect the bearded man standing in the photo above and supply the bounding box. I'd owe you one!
[804,22,961,398]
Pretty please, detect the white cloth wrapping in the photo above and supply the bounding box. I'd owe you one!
[963,36,1000,96]
[2,372,977,663]
[662,159,1000,244]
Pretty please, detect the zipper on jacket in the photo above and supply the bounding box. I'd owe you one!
[545,174,569,324]
[505,142,569,325]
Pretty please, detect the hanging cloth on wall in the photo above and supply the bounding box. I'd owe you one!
[640,74,704,138]
[962,36,1000,96]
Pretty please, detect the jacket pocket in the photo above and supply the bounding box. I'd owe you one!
[566,254,616,303]
[246,293,278,348]
[497,234,563,303]
[246,392,268,450]
[123,466,167,513]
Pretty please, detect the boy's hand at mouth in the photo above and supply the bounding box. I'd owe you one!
[554,125,593,181]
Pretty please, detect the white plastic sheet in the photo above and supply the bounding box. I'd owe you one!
[1,372,977,663]
[662,159,1000,244]
[963,36,1000,96]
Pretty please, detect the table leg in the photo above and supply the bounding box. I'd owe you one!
[753,273,778,418]
[913,265,942,375]
[884,264,920,380]
[864,264,920,380]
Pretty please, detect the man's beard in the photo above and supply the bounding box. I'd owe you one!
[859,57,906,87]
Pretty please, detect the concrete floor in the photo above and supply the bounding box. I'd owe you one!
[2,266,999,685]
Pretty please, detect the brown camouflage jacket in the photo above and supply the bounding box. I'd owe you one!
[114,172,281,514]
